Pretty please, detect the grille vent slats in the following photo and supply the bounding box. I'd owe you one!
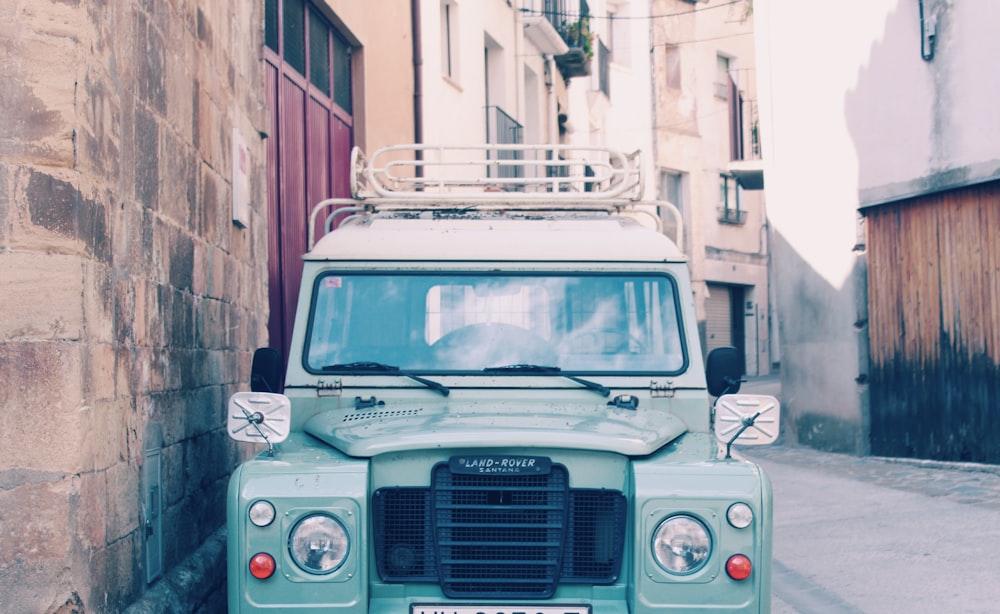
[373,459,626,599]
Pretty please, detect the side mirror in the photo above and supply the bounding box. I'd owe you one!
[713,394,781,454]
[227,392,291,446]
[705,346,743,397]
[250,347,283,393]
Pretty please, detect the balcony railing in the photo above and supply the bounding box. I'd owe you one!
[541,0,564,32]
[717,206,747,225]
[726,68,763,190]
[485,105,524,180]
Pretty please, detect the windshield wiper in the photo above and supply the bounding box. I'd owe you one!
[483,364,611,397]
[321,361,450,397]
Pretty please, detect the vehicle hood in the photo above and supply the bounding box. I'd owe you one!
[303,399,687,457]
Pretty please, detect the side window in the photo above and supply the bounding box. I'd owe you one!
[658,170,685,218]
[718,174,744,224]
[715,54,731,99]
[608,2,631,68]
[662,44,680,89]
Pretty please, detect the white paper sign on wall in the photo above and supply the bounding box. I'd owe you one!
[232,128,250,228]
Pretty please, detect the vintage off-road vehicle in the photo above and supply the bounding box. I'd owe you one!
[226,144,780,613]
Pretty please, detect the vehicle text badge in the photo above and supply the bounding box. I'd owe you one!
[450,455,552,475]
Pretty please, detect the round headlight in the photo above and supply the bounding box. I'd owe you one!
[726,503,754,529]
[652,515,712,575]
[288,514,349,574]
[248,500,276,527]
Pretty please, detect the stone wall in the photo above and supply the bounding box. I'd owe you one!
[0,1,268,611]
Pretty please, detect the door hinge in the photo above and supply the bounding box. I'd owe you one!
[317,378,342,397]
[649,379,676,398]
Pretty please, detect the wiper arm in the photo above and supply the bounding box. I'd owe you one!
[322,361,450,397]
[483,364,611,397]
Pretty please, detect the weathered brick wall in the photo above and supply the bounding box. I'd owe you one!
[0,1,268,611]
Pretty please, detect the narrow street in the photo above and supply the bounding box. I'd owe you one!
[741,377,1000,613]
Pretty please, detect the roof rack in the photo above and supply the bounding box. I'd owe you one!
[350,143,644,203]
[308,144,682,250]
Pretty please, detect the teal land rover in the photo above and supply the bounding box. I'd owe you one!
[226,144,780,613]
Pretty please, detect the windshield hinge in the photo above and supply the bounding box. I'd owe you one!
[649,379,676,398]
[316,378,342,397]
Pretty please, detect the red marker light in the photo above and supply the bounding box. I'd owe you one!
[726,554,752,580]
[249,552,276,579]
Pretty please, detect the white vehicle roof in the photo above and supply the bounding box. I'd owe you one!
[307,212,685,263]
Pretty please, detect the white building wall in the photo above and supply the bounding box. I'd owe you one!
[418,0,562,152]
[602,0,657,201]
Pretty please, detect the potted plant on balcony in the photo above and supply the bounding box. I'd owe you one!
[556,16,593,78]
[566,17,594,60]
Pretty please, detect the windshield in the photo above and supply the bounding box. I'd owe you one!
[304,272,687,374]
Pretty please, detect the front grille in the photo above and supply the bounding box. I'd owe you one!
[373,459,626,599]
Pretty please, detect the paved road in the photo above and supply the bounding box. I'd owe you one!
[738,376,1000,613]
[745,444,1000,613]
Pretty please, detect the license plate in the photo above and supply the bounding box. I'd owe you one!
[411,606,590,614]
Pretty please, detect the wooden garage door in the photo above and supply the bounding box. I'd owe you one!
[865,181,1000,463]
[264,0,354,371]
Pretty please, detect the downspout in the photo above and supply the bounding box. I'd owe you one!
[545,57,557,144]
[918,0,936,61]
[411,0,424,175]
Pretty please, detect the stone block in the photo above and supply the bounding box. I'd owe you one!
[80,398,131,473]
[134,106,160,211]
[6,34,76,166]
[191,239,208,297]
[0,479,72,568]
[86,342,117,403]
[210,246,226,301]
[160,131,195,230]
[0,555,77,614]
[0,164,9,249]
[104,460,140,543]
[0,341,85,471]
[133,277,149,346]
[84,262,115,344]
[160,441,184,509]
[25,171,111,263]
[70,471,108,551]
[98,530,141,610]
[0,252,85,341]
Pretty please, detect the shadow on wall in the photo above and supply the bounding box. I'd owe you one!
[769,226,868,456]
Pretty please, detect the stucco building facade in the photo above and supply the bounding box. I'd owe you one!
[650,0,774,377]
[755,0,1000,460]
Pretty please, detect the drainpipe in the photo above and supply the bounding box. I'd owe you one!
[918,0,936,61]
[545,57,557,144]
[411,0,424,174]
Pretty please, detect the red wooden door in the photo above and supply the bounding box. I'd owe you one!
[264,0,353,375]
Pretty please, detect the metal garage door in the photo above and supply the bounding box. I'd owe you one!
[705,283,733,357]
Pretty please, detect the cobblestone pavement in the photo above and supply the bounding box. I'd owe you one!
[743,444,1000,509]
[739,373,1000,509]
[738,375,1000,613]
